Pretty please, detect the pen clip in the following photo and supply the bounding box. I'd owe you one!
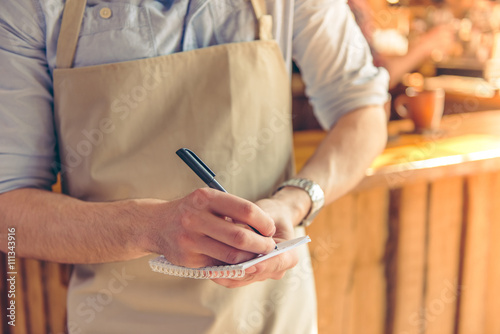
[176,148,216,183]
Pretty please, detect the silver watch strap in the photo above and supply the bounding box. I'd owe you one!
[275,178,325,227]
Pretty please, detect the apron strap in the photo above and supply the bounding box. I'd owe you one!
[56,0,87,69]
[249,0,273,41]
[55,0,272,69]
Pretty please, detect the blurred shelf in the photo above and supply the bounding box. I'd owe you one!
[294,110,500,190]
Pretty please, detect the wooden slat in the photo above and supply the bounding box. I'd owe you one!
[308,194,356,334]
[10,258,28,334]
[484,171,500,334]
[425,177,463,334]
[348,187,388,334]
[457,173,492,334]
[44,262,69,334]
[23,259,46,334]
[390,182,428,334]
[385,188,400,334]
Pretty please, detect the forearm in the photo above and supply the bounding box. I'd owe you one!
[0,188,152,263]
[272,105,387,225]
[0,187,277,268]
[300,105,386,201]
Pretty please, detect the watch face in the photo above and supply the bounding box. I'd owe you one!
[310,184,324,209]
[277,178,324,226]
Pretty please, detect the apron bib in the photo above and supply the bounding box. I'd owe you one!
[53,1,316,333]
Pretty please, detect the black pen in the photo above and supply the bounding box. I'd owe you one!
[176,148,227,192]
[176,148,270,240]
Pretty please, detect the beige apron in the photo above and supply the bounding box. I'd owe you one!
[53,0,317,333]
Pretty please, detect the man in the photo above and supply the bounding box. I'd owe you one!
[0,0,388,333]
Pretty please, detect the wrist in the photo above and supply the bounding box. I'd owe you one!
[273,178,325,227]
[271,186,311,227]
[116,198,161,257]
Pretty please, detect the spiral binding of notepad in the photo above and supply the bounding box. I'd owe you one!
[149,256,246,279]
[149,236,311,279]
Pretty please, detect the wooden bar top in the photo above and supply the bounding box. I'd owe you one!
[294,110,500,191]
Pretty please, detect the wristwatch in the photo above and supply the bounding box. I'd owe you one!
[275,178,325,227]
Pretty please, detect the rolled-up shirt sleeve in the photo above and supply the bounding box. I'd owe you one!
[0,0,58,193]
[292,0,389,130]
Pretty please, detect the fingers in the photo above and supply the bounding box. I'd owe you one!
[211,249,299,288]
[189,235,261,266]
[188,188,276,237]
[168,231,261,268]
[171,191,302,286]
[160,188,278,268]
[185,209,276,255]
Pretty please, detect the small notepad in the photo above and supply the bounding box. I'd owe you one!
[149,235,311,279]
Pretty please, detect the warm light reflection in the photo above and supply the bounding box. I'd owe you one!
[366,148,500,177]
[403,73,424,90]
[366,133,500,177]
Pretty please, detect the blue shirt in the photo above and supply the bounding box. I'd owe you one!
[0,0,389,193]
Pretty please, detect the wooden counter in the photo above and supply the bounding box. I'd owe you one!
[1,111,500,334]
[301,110,500,334]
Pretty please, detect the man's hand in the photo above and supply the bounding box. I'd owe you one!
[211,187,309,288]
[0,187,276,265]
[142,188,277,269]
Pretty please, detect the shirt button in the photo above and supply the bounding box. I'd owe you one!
[99,7,112,19]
